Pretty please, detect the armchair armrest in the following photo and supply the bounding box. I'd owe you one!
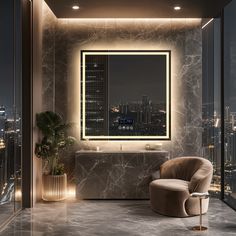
[190,192,209,199]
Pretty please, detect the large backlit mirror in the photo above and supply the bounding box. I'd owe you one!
[81,50,171,140]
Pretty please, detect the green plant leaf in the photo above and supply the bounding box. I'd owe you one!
[35,111,77,175]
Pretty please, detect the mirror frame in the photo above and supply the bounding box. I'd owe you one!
[81,50,171,140]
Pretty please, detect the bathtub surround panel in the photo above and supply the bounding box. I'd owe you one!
[42,2,202,194]
[76,151,169,199]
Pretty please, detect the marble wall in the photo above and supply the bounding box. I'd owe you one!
[42,2,56,111]
[42,2,203,189]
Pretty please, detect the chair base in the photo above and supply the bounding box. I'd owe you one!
[192,226,208,231]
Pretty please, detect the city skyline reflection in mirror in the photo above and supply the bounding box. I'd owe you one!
[81,50,171,140]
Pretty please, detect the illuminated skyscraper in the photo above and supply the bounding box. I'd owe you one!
[0,106,6,138]
[83,55,108,137]
[142,95,152,124]
[225,106,230,122]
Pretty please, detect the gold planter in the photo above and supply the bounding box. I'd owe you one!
[42,174,67,201]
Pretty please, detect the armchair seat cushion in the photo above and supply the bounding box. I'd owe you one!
[150,179,190,217]
[150,179,190,192]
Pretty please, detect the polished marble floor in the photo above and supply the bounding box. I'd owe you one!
[0,198,236,236]
[0,202,14,227]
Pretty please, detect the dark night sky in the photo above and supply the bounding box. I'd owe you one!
[108,55,167,105]
[0,0,14,114]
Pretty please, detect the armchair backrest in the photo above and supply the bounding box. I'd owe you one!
[160,156,213,193]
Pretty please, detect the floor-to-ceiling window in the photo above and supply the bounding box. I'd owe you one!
[224,0,236,210]
[202,0,236,210]
[202,18,221,196]
[0,0,22,226]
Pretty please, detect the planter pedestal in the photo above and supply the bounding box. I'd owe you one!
[42,174,67,201]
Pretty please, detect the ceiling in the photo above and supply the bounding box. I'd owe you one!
[44,0,232,19]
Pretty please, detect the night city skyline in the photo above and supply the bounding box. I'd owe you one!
[109,95,166,136]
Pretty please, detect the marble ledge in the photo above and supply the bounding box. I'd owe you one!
[76,150,169,154]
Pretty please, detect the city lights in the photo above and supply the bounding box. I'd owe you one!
[0,105,21,205]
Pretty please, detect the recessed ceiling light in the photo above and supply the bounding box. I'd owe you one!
[174,6,181,11]
[72,5,80,10]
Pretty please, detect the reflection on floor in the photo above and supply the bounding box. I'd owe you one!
[225,194,236,211]
[0,202,14,227]
[0,198,236,236]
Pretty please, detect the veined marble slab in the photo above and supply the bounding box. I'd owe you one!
[75,151,169,199]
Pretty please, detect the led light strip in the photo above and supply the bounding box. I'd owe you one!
[201,18,214,29]
[82,51,170,140]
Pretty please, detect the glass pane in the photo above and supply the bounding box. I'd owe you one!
[14,0,22,212]
[0,0,22,224]
[0,0,15,225]
[202,18,221,196]
[224,0,236,209]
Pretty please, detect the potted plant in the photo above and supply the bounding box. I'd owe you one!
[35,111,76,201]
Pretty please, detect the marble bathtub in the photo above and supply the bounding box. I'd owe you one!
[75,150,169,199]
